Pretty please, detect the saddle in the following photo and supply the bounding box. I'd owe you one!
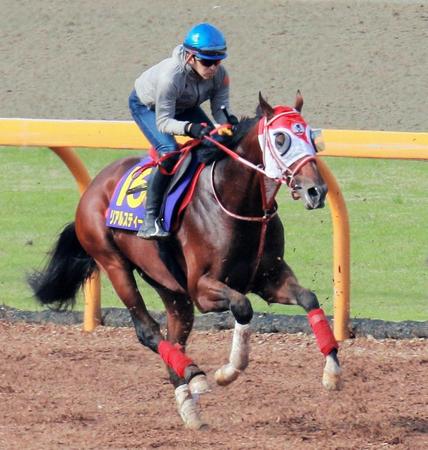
[105,126,234,233]
[105,147,206,233]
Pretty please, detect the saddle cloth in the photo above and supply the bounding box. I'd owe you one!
[105,153,203,232]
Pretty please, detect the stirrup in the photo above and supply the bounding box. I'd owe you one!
[137,218,170,240]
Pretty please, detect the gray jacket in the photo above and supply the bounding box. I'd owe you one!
[134,45,231,135]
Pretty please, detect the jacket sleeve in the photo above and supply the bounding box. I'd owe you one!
[155,77,188,136]
[210,67,232,124]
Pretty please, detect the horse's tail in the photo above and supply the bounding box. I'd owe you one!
[28,222,97,311]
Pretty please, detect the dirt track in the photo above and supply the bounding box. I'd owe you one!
[1,322,427,449]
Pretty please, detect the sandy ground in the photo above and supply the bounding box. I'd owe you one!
[0,322,427,450]
[1,1,427,132]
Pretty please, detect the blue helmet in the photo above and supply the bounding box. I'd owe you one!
[183,23,227,60]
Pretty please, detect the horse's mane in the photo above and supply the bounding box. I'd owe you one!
[196,116,258,165]
[228,116,259,147]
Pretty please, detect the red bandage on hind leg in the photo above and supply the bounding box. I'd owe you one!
[307,308,338,356]
[158,340,194,378]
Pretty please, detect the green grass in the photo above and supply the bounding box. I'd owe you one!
[0,146,427,322]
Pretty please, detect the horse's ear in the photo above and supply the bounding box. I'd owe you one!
[295,90,304,113]
[258,92,274,119]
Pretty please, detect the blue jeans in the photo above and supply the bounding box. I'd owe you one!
[129,90,213,155]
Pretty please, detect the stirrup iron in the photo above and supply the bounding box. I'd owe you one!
[137,218,170,240]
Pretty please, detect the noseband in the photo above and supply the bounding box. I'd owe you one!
[285,155,317,199]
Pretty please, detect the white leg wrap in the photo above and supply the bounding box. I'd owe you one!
[175,384,207,430]
[229,322,251,370]
[322,353,342,391]
[188,373,211,396]
[215,322,251,386]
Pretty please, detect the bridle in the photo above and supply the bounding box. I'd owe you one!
[260,110,317,198]
[204,109,317,220]
[202,112,317,291]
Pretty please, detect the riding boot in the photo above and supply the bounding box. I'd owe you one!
[137,167,171,240]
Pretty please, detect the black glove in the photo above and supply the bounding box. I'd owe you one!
[185,122,213,140]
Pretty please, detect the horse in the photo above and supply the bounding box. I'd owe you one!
[29,92,342,430]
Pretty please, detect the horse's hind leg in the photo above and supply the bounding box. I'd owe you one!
[254,260,342,390]
[156,288,209,429]
[92,250,208,407]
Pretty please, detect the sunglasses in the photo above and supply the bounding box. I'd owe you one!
[195,57,221,67]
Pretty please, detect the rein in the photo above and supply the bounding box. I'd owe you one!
[204,132,278,292]
[209,161,279,223]
[203,116,315,291]
[136,118,314,292]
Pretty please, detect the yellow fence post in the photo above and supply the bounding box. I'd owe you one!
[50,146,101,331]
[316,158,350,341]
[82,272,102,330]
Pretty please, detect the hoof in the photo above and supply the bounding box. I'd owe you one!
[323,352,342,390]
[322,369,342,391]
[214,363,240,386]
[183,415,209,431]
[189,374,211,396]
[180,403,208,430]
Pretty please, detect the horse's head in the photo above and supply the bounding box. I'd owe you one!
[256,92,327,209]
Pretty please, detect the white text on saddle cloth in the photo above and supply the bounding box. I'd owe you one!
[257,107,316,180]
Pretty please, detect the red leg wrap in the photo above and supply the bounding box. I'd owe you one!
[158,340,193,378]
[307,308,338,356]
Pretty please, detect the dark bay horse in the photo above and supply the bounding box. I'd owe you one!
[29,93,341,429]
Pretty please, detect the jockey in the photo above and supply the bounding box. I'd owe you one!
[129,22,237,240]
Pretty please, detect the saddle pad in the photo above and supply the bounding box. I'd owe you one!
[105,155,200,232]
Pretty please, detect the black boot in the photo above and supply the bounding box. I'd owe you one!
[137,167,171,240]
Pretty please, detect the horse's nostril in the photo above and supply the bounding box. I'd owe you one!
[308,187,320,199]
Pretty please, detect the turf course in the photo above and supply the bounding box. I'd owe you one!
[0,146,426,321]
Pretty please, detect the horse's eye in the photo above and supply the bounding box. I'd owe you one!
[274,133,291,156]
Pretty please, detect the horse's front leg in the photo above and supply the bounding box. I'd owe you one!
[214,320,252,386]
[194,275,253,386]
[254,261,342,390]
